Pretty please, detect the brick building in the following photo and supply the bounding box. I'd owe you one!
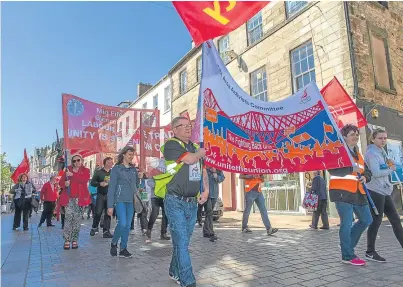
[166,1,403,213]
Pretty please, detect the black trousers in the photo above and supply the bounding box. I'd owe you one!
[39,201,56,226]
[13,199,30,229]
[131,207,148,230]
[311,199,329,228]
[147,197,168,234]
[197,203,204,224]
[91,194,111,232]
[367,190,403,252]
[203,198,217,236]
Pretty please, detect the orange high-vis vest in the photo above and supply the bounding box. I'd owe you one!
[329,152,366,195]
[245,178,264,192]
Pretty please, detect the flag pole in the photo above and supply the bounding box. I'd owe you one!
[64,150,70,196]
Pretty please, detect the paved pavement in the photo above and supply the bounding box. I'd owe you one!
[1,211,403,287]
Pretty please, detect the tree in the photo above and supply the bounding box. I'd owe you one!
[1,153,13,194]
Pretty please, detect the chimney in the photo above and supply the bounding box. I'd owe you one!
[137,82,153,98]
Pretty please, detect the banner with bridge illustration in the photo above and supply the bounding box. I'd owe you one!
[199,40,353,174]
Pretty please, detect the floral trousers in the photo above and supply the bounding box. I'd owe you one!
[63,199,83,242]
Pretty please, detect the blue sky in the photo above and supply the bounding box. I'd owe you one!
[2,1,191,166]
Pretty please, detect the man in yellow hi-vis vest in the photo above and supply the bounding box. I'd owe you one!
[162,116,209,287]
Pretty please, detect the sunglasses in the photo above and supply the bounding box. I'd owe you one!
[72,158,81,163]
[175,124,192,129]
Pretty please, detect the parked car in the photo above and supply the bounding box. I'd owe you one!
[201,197,224,221]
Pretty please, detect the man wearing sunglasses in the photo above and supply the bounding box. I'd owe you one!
[162,116,209,287]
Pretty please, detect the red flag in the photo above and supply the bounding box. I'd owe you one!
[11,149,30,183]
[321,77,367,129]
[173,1,269,46]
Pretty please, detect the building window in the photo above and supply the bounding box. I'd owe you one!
[125,116,130,135]
[142,102,147,109]
[286,1,308,18]
[164,86,171,112]
[153,94,158,109]
[118,121,122,132]
[377,1,388,8]
[180,70,187,94]
[196,57,202,82]
[247,11,263,46]
[250,67,268,101]
[291,41,315,92]
[370,30,394,91]
[218,35,230,64]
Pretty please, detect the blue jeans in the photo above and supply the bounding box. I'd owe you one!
[335,201,373,261]
[164,194,197,287]
[112,202,134,249]
[242,191,271,230]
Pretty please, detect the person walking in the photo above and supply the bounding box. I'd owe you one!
[365,128,403,262]
[203,167,225,242]
[59,154,91,250]
[90,157,113,238]
[107,146,139,258]
[145,178,170,243]
[240,174,278,235]
[156,116,209,287]
[309,171,329,230]
[38,176,58,227]
[329,124,373,266]
[10,174,37,231]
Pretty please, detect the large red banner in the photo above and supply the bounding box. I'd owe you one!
[11,149,30,183]
[62,94,158,155]
[321,77,367,129]
[173,1,269,46]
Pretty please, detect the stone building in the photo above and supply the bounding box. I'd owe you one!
[168,1,403,213]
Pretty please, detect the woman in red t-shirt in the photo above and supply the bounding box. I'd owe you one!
[59,154,90,250]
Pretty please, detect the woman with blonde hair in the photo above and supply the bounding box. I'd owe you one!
[10,173,37,231]
[59,154,91,250]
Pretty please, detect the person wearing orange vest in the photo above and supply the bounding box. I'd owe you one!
[329,124,373,266]
[240,174,278,235]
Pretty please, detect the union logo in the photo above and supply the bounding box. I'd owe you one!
[67,98,84,116]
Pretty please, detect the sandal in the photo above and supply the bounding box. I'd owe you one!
[64,242,70,250]
[72,241,78,249]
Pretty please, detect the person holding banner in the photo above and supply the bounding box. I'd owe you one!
[364,129,403,263]
[329,124,373,266]
[240,174,278,235]
[161,116,209,287]
[59,154,91,250]
[107,146,139,259]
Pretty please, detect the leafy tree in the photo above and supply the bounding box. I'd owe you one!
[1,153,13,193]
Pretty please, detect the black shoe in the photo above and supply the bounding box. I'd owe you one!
[203,233,210,238]
[309,225,318,229]
[90,229,96,236]
[119,248,133,258]
[47,224,55,227]
[23,228,29,231]
[319,226,329,230]
[209,234,218,242]
[365,251,386,263]
[242,228,252,233]
[267,227,278,235]
[160,233,170,240]
[110,243,117,257]
[103,231,113,239]
[38,223,42,228]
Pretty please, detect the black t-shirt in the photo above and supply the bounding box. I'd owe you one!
[163,139,201,197]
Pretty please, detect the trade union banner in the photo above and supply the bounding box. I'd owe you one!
[62,94,158,155]
[199,40,353,174]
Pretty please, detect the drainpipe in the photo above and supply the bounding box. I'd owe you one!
[344,2,359,100]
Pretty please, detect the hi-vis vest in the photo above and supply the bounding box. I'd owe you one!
[329,152,365,195]
[245,178,264,192]
[153,138,200,199]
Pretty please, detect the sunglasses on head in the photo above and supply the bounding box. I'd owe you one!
[72,158,81,163]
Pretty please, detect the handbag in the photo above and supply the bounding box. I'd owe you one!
[302,192,318,212]
[31,197,39,209]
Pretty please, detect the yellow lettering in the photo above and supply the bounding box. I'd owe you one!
[203,1,236,25]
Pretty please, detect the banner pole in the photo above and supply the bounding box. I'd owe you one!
[64,150,70,196]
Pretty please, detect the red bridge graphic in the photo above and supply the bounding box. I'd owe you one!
[203,88,324,143]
